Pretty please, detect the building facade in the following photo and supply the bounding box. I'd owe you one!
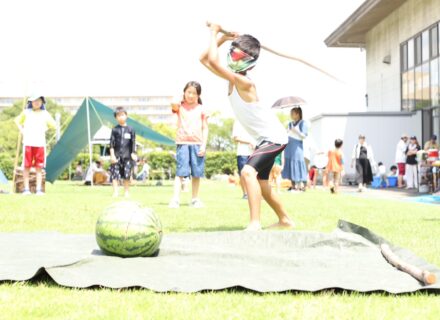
[0,95,174,124]
[325,0,440,143]
[306,0,439,174]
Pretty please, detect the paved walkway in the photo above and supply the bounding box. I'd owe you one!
[338,185,439,204]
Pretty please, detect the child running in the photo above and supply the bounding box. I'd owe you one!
[15,95,56,195]
[169,81,209,208]
[326,139,344,194]
[200,23,294,230]
[109,106,137,198]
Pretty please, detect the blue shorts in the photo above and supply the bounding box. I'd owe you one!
[237,156,249,176]
[176,144,205,178]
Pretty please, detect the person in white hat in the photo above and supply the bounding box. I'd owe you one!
[395,134,409,188]
[14,95,56,195]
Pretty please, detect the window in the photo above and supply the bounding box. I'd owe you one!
[415,65,423,109]
[408,39,414,69]
[402,21,440,112]
[431,58,440,106]
[415,35,422,65]
[431,25,439,58]
[408,69,415,110]
[401,43,408,71]
[402,72,409,111]
[422,30,430,62]
[421,62,430,108]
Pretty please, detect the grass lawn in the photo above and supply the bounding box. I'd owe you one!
[0,181,439,319]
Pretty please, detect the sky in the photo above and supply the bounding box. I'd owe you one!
[0,0,366,119]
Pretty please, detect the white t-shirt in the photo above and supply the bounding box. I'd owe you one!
[232,121,255,156]
[16,109,56,147]
[378,164,386,175]
[85,163,98,182]
[140,163,150,175]
[228,86,287,145]
[395,139,408,163]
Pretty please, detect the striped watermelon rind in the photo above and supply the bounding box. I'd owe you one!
[95,202,163,257]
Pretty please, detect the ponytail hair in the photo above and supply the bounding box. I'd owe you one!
[183,81,202,105]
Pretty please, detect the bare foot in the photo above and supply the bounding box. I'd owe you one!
[244,222,263,231]
[267,220,295,230]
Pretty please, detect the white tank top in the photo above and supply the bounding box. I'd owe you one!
[228,86,287,145]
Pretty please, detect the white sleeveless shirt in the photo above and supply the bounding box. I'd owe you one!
[228,86,287,145]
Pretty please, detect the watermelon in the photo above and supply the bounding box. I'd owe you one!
[95,201,163,257]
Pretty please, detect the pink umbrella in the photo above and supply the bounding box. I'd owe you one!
[271,96,307,109]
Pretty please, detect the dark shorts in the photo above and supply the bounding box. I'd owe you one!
[176,144,205,178]
[110,158,133,181]
[397,163,406,176]
[237,156,249,176]
[246,141,287,180]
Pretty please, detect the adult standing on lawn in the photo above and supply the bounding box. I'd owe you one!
[395,134,409,188]
[351,134,376,192]
[405,136,421,190]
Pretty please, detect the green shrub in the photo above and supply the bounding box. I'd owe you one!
[205,152,236,179]
[147,151,176,179]
[140,151,236,179]
[53,150,236,181]
[0,153,15,180]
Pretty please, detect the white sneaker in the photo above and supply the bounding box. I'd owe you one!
[168,198,180,208]
[190,198,204,208]
[35,190,45,196]
[22,190,31,195]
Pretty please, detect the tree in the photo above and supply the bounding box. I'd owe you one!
[207,117,234,151]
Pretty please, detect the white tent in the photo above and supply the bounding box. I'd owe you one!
[91,126,112,145]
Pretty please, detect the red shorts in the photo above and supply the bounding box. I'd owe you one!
[24,146,45,169]
[397,163,406,176]
[308,168,316,180]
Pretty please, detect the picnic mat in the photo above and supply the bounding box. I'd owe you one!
[1,220,439,293]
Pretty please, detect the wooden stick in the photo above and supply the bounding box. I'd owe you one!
[206,22,342,82]
[11,97,28,193]
[381,244,437,285]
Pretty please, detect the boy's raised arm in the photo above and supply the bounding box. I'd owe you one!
[200,25,238,80]
[200,29,235,79]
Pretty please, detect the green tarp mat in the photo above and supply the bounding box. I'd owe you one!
[1,220,439,293]
[45,98,175,182]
